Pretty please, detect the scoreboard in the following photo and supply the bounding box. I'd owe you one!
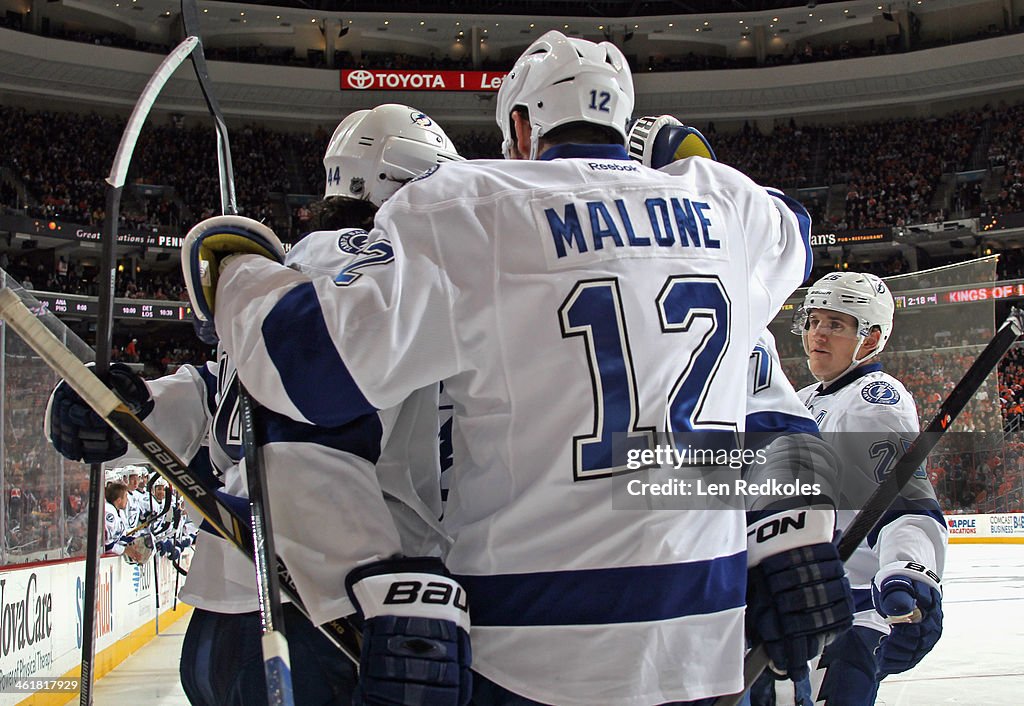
[781,279,1024,314]
[895,281,1024,309]
[31,292,192,321]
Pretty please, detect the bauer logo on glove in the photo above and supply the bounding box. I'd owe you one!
[181,215,286,330]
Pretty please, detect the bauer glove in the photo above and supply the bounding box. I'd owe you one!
[872,562,943,675]
[627,114,716,169]
[346,557,472,706]
[181,215,285,337]
[44,362,153,464]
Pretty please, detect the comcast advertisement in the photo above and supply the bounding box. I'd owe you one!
[341,69,507,91]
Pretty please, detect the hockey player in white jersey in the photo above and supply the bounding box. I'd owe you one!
[184,31,851,705]
[45,103,460,705]
[788,272,948,705]
[103,480,132,556]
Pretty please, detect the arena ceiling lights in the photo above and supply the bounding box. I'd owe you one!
[59,0,936,46]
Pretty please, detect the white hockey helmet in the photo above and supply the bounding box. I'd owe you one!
[323,104,463,206]
[795,271,895,375]
[496,30,634,160]
[104,468,124,484]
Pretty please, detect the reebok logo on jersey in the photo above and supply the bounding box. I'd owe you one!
[586,162,638,172]
[862,381,900,405]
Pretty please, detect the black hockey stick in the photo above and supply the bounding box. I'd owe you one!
[718,306,1024,706]
[180,2,296,701]
[77,37,201,706]
[0,288,362,664]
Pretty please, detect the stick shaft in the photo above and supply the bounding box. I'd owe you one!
[181,1,296,698]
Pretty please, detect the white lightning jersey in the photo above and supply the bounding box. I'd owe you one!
[798,363,947,631]
[217,145,812,705]
[125,488,148,530]
[103,500,127,555]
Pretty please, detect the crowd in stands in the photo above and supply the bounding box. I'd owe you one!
[2,352,88,564]
[7,96,1024,244]
[983,103,1024,217]
[0,250,188,303]
[5,44,1024,537]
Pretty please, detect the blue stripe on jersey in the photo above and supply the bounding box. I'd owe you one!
[852,587,874,613]
[262,281,377,427]
[766,188,813,281]
[746,411,820,436]
[196,362,218,415]
[456,553,745,627]
[188,446,221,490]
[866,496,946,548]
[198,489,253,536]
[260,407,382,463]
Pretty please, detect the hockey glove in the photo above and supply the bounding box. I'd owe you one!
[156,538,180,561]
[627,114,716,169]
[44,362,153,464]
[872,562,943,675]
[346,557,472,706]
[746,508,854,681]
[181,215,285,331]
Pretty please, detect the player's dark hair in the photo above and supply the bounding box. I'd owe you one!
[309,196,378,232]
[105,482,127,504]
[543,121,622,146]
[513,106,623,152]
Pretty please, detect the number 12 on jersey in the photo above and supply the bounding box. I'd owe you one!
[559,276,735,481]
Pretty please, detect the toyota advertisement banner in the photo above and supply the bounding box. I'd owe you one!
[341,69,507,91]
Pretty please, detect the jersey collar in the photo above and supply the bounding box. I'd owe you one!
[539,144,631,161]
[816,362,883,397]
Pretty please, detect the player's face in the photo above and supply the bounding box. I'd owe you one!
[803,309,860,382]
[115,493,128,510]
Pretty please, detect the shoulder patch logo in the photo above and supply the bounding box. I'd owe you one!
[337,229,369,254]
[862,380,900,405]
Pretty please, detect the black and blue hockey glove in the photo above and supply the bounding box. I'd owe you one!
[156,538,180,561]
[746,508,854,681]
[346,557,472,706]
[872,564,943,675]
[44,362,153,464]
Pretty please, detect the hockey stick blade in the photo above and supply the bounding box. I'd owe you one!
[718,306,1024,706]
[0,287,361,665]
